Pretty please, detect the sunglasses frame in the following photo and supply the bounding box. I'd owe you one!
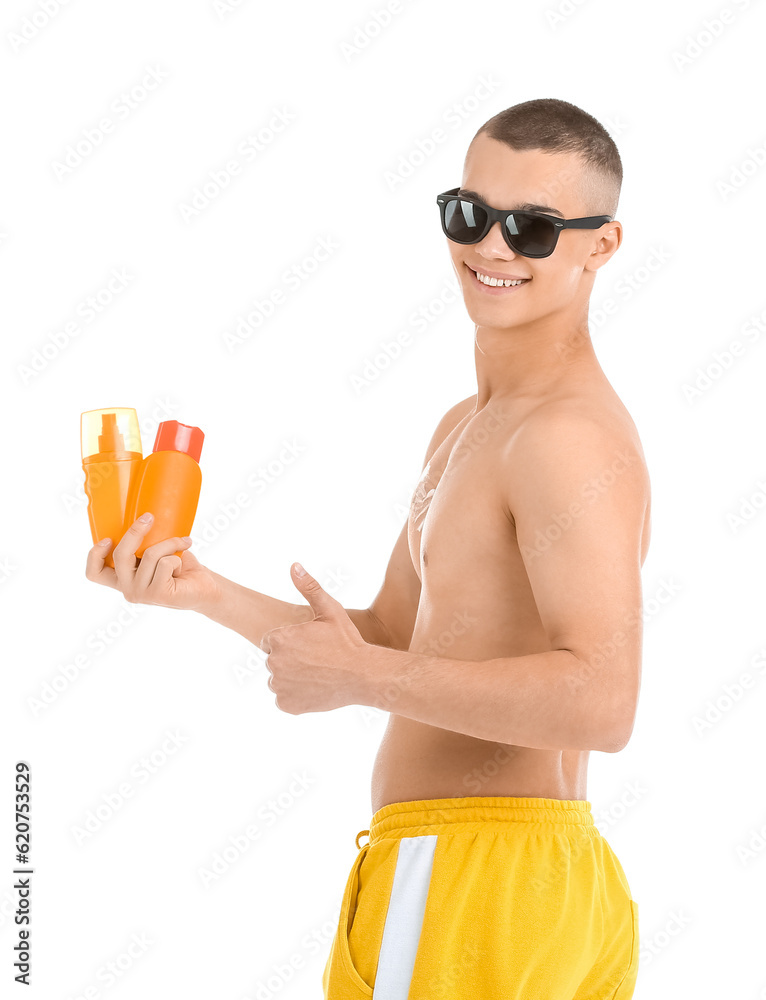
[436,187,612,259]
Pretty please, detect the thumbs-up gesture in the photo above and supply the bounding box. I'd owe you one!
[260,563,370,714]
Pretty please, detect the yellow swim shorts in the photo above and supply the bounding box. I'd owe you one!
[322,796,639,999]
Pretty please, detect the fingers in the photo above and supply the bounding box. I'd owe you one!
[177,547,201,569]
[260,627,283,654]
[132,536,192,593]
[112,513,156,585]
[106,513,192,601]
[84,537,120,589]
[85,510,197,609]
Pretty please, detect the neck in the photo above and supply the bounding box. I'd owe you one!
[473,312,604,408]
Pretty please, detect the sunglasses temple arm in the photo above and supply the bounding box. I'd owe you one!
[562,218,611,229]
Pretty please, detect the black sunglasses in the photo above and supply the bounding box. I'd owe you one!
[436,187,611,259]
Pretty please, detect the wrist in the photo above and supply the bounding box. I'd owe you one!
[355,643,410,712]
[196,570,228,618]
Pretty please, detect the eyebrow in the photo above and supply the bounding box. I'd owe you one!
[458,188,565,218]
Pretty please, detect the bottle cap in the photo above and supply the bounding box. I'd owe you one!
[152,420,204,463]
[81,408,143,461]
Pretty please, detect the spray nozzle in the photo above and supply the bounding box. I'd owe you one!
[97,412,125,454]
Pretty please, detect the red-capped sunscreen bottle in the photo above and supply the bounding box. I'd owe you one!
[127,420,204,559]
[81,408,143,569]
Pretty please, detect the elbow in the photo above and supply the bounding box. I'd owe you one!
[369,609,392,648]
[566,649,637,752]
[593,661,639,752]
[600,731,629,753]
[598,709,636,753]
[365,607,408,650]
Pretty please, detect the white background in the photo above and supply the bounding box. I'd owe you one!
[2,0,766,997]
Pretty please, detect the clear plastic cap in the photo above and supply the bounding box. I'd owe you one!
[81,407,143,461]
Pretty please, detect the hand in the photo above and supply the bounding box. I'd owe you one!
[260,564,370,714]
[84,514,221,612]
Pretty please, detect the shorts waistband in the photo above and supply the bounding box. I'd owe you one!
[364,796,595,845]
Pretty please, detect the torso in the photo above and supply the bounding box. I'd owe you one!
[370,382,651,812]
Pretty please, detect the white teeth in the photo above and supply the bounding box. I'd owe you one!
[474,269,527,287]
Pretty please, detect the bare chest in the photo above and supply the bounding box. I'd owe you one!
[406,400,651,651]
[408,406,522,602]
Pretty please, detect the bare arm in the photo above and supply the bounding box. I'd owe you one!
[356,409,649,752]
[196,572,386,648]
[196,395,477,651]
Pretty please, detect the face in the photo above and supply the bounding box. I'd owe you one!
[446,134,621,328]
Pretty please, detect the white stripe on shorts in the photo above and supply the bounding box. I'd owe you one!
[373,834,438,999]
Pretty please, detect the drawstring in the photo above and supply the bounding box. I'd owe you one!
[355,828,370,849]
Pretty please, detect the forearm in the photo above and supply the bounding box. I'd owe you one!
[361,645,623,752]
[198,570,387,648]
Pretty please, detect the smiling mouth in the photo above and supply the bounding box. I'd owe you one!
[466,264,531,291]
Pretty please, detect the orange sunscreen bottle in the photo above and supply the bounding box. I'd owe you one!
[81,408,144,569]
[128,420,204,560]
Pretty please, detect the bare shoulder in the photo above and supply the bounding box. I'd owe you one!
[502,390,651,512]
[423,393,477,462]
[438,393,478,436]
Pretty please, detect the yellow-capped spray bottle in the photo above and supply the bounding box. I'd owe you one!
[81,408,143,568]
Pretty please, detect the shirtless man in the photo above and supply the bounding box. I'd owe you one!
[86,98,648,998]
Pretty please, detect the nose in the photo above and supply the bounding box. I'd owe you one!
[476,220,518,259]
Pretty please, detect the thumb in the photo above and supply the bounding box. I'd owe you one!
[291,563,344,620]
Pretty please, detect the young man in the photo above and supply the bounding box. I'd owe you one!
[86,98,648,998]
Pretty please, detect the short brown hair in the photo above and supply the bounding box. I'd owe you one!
[471,98,622,220]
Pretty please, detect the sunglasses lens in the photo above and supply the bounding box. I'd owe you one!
[443,198,488,243]
[442,197,558,257]
[506,214,556,257]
